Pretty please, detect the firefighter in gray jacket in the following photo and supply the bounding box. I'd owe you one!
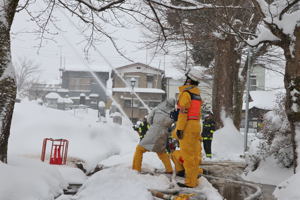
[132,98,175,173]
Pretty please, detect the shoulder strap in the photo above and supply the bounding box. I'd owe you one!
[185,90,202,101]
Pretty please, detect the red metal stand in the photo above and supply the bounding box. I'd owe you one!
[41,138,69,165]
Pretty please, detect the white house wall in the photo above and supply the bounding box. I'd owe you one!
[251,65,266,90]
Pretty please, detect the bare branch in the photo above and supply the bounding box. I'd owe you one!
[279,0,300,20]
[148,0,243,11]
[74,0,125,12]
[146,0,167,41]
[16,0,31,12]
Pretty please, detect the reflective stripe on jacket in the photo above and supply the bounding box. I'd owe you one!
[201,118,216,138]
[176,85,202,131]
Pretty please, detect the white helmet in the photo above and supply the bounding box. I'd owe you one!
[185,66,203,82]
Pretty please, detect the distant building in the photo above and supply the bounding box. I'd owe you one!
[241,65,267,131]
[29,66,110,109]
[112,63,165,123]
[28,81,62,101]
[60,66,109,109]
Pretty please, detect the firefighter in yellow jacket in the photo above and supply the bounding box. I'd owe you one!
[174,67,202,188]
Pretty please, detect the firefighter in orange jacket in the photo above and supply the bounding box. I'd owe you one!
[174,67,202,188]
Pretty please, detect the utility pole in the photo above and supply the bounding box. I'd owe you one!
[244,47,252,153]
[130,78,136,122]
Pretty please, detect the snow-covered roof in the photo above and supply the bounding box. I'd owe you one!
[45,79,60,85]
[112,87,165,94]
[89,93,99,97]
[57,88,69,92]
[62,65,110,73]
[57,97,73,104]
[243,90,282,111]
[45,92,61,99]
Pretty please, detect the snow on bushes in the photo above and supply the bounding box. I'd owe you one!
[246,93,293,172]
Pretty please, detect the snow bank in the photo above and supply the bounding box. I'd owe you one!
[9,101,138,172]
[74,167,166,200]
[274,172,300,200]
[45,92,61,99]
[242,156,293,185]
[212,113,244,160]
[74,166,222,200]
[1,157,67,200]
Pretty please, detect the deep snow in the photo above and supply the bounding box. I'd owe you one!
[4,100,300,200]
[6,100,223,200]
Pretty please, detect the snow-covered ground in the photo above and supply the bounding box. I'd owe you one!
[3,100,299,199]
[5,100,224,200]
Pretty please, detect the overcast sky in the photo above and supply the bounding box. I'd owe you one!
[10,2,284,90]
[11,2,181,83]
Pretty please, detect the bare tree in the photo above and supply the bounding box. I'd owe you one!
[141,0,261,128]
[0,0,19,163]
[14,58,40,98]
[0,0,135,163]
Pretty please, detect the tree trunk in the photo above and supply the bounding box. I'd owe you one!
[233,72,245,129]
[212,36,239,128]
[0,0,19,163]
[283,27,300,173]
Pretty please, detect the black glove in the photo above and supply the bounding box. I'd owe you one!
[176,130,184,140]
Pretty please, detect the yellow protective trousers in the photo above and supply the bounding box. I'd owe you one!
[178,120,202,187]
[171,150,203,175]
[132,145,173,173]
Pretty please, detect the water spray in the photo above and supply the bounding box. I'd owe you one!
[58,8,152,114]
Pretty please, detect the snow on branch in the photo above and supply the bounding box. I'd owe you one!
[248,23,280,46]
[250,0,300,47]
[254,0,300,18]
[279,0,300,20]
[253,0,269,17]
[148,0,242,11]
[75,0,125,12]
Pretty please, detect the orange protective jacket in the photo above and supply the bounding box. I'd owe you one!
[176,85,202,131]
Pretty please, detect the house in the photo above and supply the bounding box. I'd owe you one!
[28,80,62,101]
[242,90,280,131]
[28,66,110,110]
[111,63,165,123]
[241,64,268,131]
[60,66,110,109]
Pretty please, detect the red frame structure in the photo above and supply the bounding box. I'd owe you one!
[41,138,69,165]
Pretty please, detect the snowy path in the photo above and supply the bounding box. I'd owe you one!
[202,160,276,199]
[260,184,276,200]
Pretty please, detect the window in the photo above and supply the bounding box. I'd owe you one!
[69,78,91,91]
[147,76,154,88]
[250,75,257,91]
